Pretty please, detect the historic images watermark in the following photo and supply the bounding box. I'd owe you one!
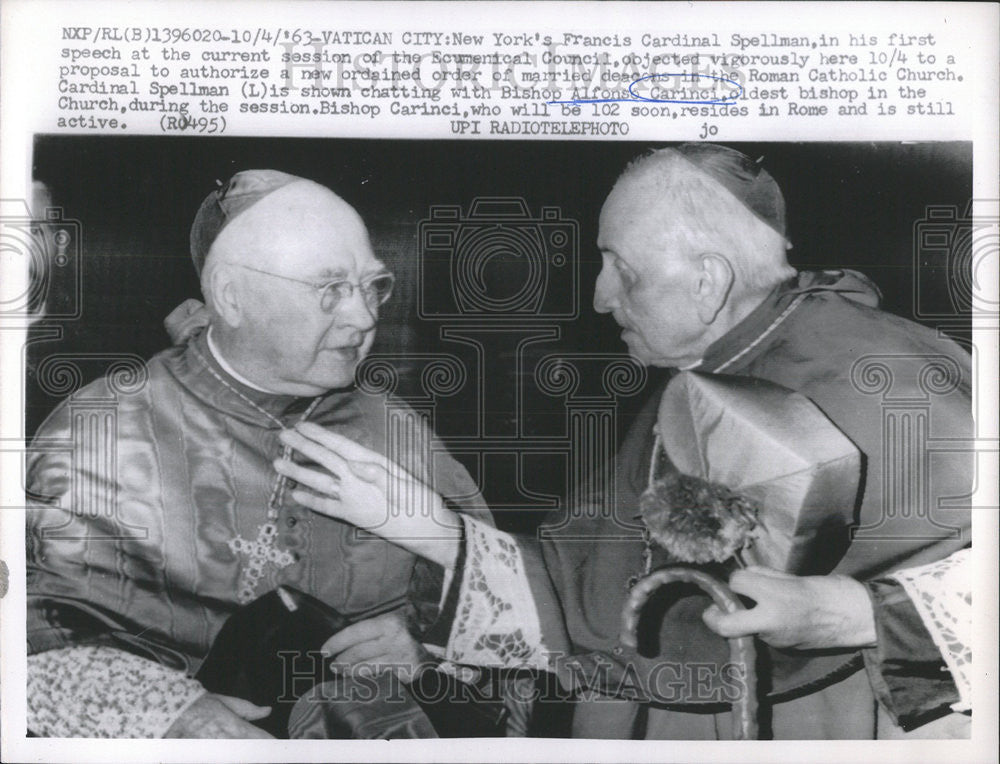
[275,653,750,707]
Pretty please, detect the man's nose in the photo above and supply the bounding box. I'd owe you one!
[592,265,620,314]
[336,287,378,332]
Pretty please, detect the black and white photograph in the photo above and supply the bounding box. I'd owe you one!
[16,136,978,737]
[1,3,996,763]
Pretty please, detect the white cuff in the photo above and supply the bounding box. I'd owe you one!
[445,515,550,671]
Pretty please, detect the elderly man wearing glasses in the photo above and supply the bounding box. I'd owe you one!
[25,171,495,739]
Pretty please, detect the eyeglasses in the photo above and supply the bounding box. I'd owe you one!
[232,263,395,312]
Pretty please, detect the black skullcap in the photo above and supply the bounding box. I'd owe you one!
[189,169,305,275]
[669,143,787,239]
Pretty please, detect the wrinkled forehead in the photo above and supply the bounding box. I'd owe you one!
[210,181,382,277]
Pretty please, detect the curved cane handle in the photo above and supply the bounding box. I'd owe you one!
[619,566,758,741]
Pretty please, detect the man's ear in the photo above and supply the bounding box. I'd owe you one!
[694,253,734,324]
[206,263,243,328]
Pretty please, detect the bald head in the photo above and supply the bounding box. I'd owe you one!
[606,149,794,293]
[204,179,371,284]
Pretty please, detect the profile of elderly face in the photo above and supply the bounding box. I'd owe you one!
[203,180,390,395]
[593,150,794,369]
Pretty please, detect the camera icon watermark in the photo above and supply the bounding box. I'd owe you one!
[418,197,578,320]
[1,197,82,320]
[17,353,151,540]
[912,200,999,322]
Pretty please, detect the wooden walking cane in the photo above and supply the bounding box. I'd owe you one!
[619,371,863,740]
[619,566,758,741]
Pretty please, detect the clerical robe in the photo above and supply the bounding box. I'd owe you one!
[26,327,490,734]
[424,270,973,738]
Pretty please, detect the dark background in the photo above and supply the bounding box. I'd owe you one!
[28,138,973,531]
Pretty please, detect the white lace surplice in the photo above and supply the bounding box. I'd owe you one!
[27,645,205,737]
[445,516,551,671]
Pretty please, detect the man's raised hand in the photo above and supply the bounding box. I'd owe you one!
[275,422,462,568]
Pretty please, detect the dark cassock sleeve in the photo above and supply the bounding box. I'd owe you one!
[861,578,959,729]
[404,408,495,635]
[861,549,970,730]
